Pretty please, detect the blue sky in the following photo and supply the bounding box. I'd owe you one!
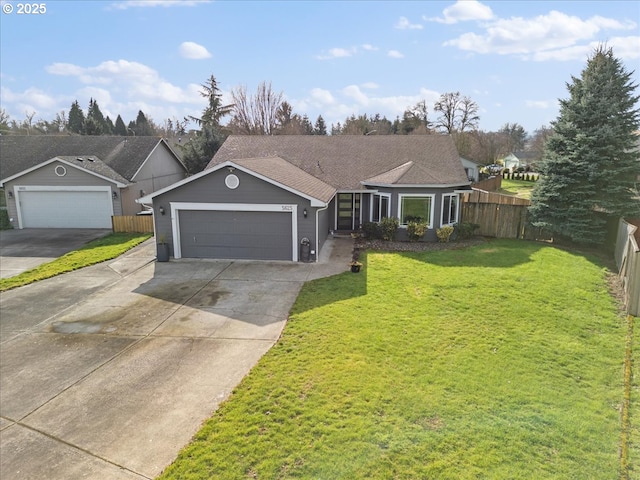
[1,0,638,135]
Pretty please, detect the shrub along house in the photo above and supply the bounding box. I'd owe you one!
[0,136,187,229]
[138,135,472,262]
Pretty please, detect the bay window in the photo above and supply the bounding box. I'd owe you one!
[398,194,434,227]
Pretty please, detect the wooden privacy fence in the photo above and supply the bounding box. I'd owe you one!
[112,215,154,233]
[615,218,640,316]
[460,190,551,241]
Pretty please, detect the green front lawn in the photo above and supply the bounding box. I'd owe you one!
[0,233,151,291]
[159,240,628,479]
[498,178,536,199]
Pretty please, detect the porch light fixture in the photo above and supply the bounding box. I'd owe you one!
[227,166,235,172]
[7,191,13,199]
[159,205,165,215]
[112,191,118,199]
[303,208,308,218]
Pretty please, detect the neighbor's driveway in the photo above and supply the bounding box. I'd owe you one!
[0,228,111,278]
[0,237,351,479]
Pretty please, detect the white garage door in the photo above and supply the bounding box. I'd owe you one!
[19,189,113,228]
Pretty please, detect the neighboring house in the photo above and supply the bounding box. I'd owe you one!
[460,157,481,183]
[138,135,472,262]
[502,151,539,172]
[0,136,187,229]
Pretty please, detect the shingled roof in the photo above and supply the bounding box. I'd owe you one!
[0,135,179,182]
[231,157,336,203]
[210,135,470,190]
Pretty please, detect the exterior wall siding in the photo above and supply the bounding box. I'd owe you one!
[151,168,321,260]
[3,160,123,228]
[126,144,187,215]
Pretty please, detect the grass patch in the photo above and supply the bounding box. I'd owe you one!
[498,178,535,199]
[159,239,626,479]
[0,232,151,291]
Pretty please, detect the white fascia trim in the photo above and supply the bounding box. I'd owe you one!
[130,143,157,181]
[131,139,186,181]
[14,185,113,229]
[169,202,299,261]
[1,157,127,188]
[137,160,329,207]
[397,193,436,228]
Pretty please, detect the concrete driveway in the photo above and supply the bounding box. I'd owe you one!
[0,228,111,278]
[0,237,351,479]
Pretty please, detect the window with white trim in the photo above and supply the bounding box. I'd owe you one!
[371,193,390,222]
[398,194,434,227]
[441,193,459,226]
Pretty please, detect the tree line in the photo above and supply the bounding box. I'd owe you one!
[0,77,552,173]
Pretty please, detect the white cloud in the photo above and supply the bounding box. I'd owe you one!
[532,36,640,61]
[0,86,58,111]
[361,44,379,51]
[108,1,212,10]
[179,41,212,60]
[443,9,638,61]
[45,59,204,106]
[387,50,404,59]
[426,0,494,24]
[395,16,423,30]
[294,85,442,128]
[316,47,356,60]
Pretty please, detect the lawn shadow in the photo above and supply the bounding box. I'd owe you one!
[291,263,368,315]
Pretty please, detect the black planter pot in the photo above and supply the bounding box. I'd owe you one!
[157,243,170,262]
[351,265,361,273]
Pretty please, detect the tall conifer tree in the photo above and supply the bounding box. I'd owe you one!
[67,100,85,134]
[529,45,640,244]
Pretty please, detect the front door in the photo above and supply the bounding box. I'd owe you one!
[336,193,361,231]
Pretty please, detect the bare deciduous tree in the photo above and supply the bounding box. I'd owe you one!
[229,82,284,135]
[433,92,480,133]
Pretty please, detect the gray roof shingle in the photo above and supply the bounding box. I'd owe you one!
[0,135,178,182]
[210,135,470,190]
[232,157,336,203]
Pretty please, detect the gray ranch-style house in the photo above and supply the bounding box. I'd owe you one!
[138,135,472,262]
[0,136,187,229]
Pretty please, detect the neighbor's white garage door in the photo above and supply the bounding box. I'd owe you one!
[19,189,113,228]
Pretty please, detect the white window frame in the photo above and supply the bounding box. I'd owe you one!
[441,193,460,226]
[370,192,391,223]
[397,194,435,228]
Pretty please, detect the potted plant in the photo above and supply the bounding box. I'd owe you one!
[349,260,363,273]
[156,233,170,262]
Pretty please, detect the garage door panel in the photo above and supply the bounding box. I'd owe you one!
[179,210,292,260]
[20,190,113,228]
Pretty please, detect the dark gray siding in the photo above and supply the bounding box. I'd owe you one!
[153,168,320,260]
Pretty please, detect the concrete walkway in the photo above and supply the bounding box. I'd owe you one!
[0,237,353,479]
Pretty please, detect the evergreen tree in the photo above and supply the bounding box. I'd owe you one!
[104,116,115,135]
[84,98,106,135]
[113,115,127,135]
[314,115,327,135]
[181,74,231,173]
[67,100,85,134]
[134,110,155,136]
[127,120,137,135]
[529,45,640,245]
